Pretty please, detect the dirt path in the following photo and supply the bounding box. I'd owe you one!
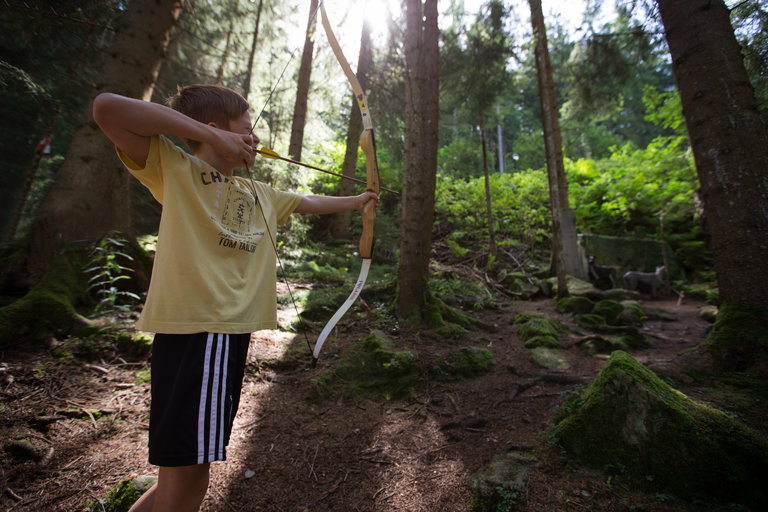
[1,295,758,511]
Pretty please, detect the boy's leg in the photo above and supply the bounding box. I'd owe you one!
[127,482,155,512]
[128,463,210,512]
[153,464,211,511]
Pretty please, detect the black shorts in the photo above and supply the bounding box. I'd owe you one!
[148,332,251,467]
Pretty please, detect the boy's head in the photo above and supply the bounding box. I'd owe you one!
[167,84,250,152]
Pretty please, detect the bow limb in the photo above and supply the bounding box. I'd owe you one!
[320,2,373,131]
[312,3,381,366]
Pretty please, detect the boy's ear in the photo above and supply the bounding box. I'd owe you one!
[208,120,233,131]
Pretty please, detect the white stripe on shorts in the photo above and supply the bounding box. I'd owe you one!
[197,333,230,464]
[218,336,230,459]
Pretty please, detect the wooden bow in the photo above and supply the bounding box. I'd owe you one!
[312,2,381,366]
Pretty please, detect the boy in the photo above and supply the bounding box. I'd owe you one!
[92,85,378,512]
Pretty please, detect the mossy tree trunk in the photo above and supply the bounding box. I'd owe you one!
[657,0,768,371]
[25,0,182,277]
[0,246,94,349]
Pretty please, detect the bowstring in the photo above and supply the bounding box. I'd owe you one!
[243,170,314,356]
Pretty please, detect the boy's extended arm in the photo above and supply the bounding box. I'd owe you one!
[92,92,254,168]
[294,192,379,215]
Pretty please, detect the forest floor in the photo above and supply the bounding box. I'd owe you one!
[1,291,766,512]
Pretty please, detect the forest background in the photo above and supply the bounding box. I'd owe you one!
[2,0,768,510]
[2,0,766,293]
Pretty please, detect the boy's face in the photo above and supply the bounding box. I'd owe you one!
[226,110,260,169]
[228,110,254,138]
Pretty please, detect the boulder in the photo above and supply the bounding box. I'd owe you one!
[553,351,768,508]
[467,451,538,511]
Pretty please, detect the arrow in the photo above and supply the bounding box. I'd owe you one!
[255,147,398,195]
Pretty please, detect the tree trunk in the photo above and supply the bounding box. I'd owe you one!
[26,0,183,276]
[657,0,768,314]
[5,22,97,245]
[529,0,585,295]
[215,19,235,85]
[497,104,505,174]
[288,0,319,163]
[480,115,498,259]
[397,0,439,322]
[242,0,264,101]
[331,18,372,239]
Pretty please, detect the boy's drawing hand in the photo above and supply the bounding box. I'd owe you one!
[212,128,259,168]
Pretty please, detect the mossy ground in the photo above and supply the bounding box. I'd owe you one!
[2,269,764,512]
[312,329,495,400]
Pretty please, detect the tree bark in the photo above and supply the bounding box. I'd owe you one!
[288,0,319,163]
[331,18,372,239]
[26,0,183,276]
[397,0,439,322]
[657,0,768,313]
[242,0,264,101]
[529,0,585,295]
[480,115,498,258]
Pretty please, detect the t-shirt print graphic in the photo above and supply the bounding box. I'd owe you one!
[214,182,265,253]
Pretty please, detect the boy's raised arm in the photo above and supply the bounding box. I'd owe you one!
[92,92,255,168]
[294,192,379,215]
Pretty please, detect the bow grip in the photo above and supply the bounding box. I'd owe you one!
[358,129,380,259]
[359,199,375,259]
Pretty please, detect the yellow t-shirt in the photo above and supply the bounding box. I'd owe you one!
[117,135,302,334]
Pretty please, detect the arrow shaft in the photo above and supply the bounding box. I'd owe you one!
[256,148,397,194]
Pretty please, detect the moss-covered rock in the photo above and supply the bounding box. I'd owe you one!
[618,300,647,326]
[575,313,606,328]
[698,305,718,323]
[432,346,495,380]
[592,300,624,325]
[3,439,41,462]
[312,330,421,400]
[500,272,543,299]
[85,475,157,512]
[528,347,570,370]
[467,451,537,512]
[597,288,643,301]
[513,313,567,343]
[577,336,624,355]
[556,296,594,315]
[547,276,601,298]
[553,351,768,508]
[523,334,560,349]
[615,330,652,350]
[116,331,153,358]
